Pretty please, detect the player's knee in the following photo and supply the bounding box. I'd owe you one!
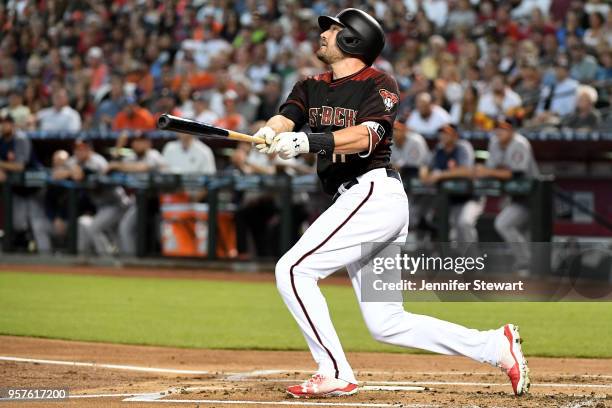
[275,255,294,293]
[365,312,405,344]
[367,320,396,344]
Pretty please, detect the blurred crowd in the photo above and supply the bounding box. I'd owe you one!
[0,0,611,135]
[1,0,611,260]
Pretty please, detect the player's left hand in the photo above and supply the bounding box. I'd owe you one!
[254,126,276,154]
[270,132,310,159]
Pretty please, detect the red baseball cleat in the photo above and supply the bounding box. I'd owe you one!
[286,373,358,398]
[498,324,531,396]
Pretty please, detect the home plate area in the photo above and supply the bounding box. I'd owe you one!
[0,336,610,408]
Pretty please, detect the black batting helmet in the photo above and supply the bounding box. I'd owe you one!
[318,8,385,66]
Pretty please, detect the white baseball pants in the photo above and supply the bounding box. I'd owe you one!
[275,169,502,384]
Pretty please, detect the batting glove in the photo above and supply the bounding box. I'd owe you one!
[254,126,276,154]
[270,132,310,160]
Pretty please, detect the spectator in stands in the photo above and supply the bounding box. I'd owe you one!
[419,35,447,80]
[585,0,610,16]
[72,81,96,130]
[150,88,182,118]
[58,139,130,255]
[234,79,260,124]
[446,0,477,33]
[106,133,166,256]
[246,44,272,93]
[192,92,219,124]
[94,75,126,131]
[474,118,540,276]
[86,47,108,97]
[533,55,579,125]
[511,0,552,20]
[112,95,156,131]
[514,63,543,119]
[36,88,82,132]
[583,12,608,49]
[556,11,584,50]
[0,90,31,130]
[569,44,600,82]
[420,124,482,243]
[596,49,612,81]
[0,113,52,253]
[458,84,480,127]
[171,55,215,92]
[561,85,602,128]
[406,92,451,136]
[177,83,195,119]
[215,90,246,132]
[477,75,523,119]
[256,75,283,122]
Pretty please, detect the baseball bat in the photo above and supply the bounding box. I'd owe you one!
[157,114,265,144]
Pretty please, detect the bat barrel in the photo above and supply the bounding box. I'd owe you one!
[155,113,265,144]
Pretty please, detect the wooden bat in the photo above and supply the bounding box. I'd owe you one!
[157,114,265,144]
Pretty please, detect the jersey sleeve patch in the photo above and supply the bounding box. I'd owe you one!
[379,89,399,112]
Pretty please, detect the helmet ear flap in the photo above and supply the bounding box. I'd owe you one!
[336,29,362,54]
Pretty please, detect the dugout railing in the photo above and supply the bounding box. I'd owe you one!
[1,171,554,261]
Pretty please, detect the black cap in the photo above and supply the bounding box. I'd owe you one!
[133,132,149,140]
[494,115,520,129]
[439,123,459,137]
[74,137,92,147]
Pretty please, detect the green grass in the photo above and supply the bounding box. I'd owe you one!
[0,271,610,358]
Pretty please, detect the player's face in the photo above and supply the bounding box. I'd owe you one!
[132,138,149,155]
[317,25,345,64]
[74,144,90,162]
[0,120,14,137]
[439,130,454,147]
[494,128,513,145]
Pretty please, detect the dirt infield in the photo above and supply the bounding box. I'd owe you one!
[0,335,610,408]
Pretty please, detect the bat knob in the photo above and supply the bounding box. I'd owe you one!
[157,114,171,130]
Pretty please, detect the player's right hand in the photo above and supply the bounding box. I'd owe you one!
[254,126,276,154]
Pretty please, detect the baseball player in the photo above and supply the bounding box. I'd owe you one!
[255,9,530,399]
[390,122,431,235]
[107,133,166,256]
[59,139,130,255]
[0,113,52,253]
[474,118,540,276]
[420,124,483,243]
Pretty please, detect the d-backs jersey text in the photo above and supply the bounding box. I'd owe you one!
[278,66,400,195]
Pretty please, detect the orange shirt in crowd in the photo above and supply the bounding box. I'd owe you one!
[125,72,155,97]
[215,113,243,131]
[113,107,156,130]
[172,72,216,91]
[90,64,108,94]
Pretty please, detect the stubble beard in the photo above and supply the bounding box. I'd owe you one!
[316,45,343,65]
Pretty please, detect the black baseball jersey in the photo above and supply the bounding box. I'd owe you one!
[278,66,400,195]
